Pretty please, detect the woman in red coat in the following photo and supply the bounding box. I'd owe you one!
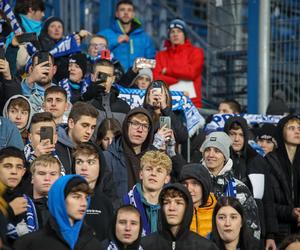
[153,19,205,108]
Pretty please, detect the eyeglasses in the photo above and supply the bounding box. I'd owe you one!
[89,43,107,49]
[75,159,97,166]
[128,121,150,131]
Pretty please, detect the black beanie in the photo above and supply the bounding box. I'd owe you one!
[255,123,277,147]
[69,53,87,77]
[64,176,88,198]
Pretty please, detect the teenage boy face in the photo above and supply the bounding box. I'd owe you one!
[257,139,275,155]
[29,121,58,149]
[8,105,29,130]
[44,92,68,120]
[139,164,170,192]
[283,120,300,146]
[203,147,226,174]
[128,116,149,146]
[228,128,244,152]
[32,163,60,198]
[75,154,100,188]
[68,116,97,144]
[115,210,140,246]
[163,195,186,227]
[65,191,88,224]
[0,157,25,189]
[182,178,203,207]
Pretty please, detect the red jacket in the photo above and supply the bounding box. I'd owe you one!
[153,39,204,107]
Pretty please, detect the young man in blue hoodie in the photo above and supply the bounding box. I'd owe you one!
[123,150,172,236]
[14,175,104,250]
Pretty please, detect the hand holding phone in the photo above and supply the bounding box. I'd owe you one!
[40,126,54,144]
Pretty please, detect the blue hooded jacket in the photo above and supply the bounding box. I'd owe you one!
[99,19,155,71]
[48,175,90,250]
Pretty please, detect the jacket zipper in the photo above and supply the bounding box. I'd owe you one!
[195,208,199,233]
[172,241,176,250]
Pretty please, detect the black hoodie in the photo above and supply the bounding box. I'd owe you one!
[224,116,275,239]
[71,142,116,240]
[265,115,300,242]
[101,206,143,250]
[103,107,154,200]
[141,183,218,250]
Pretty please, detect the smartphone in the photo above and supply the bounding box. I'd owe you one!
[38,51,49,66]
[40,126,54,144]
[136,58,156,69]
[16,32,37,44]
[160,116,171,129]
[0,47,5,60]
[152,80,162,94]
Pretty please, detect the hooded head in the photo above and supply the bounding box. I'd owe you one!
[255,123,277,153]
[275,115,300,150]
[122,107,154,153]
[3,95,33,132]
[48,175,91,250]
[223,116,249,153]
[110,205,143,249]
[41,16,64,41]
[179,163,212,207]
[159,183,193,239]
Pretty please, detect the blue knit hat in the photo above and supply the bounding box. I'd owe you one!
[168,18,187,37]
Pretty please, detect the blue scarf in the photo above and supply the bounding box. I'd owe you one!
[24,143,66,175]
[225,178,237,197]
[19,14,42,35]
[116,85,205,137]
[123,184,152,236]
[6,194,38,239]
[59,78,90,101]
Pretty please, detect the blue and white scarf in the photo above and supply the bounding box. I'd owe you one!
[59,78,90,102]
[123,185,151,236]
[107,241,143,250]
[24,143,66,175]
[205,114,283,133]
[6,194,38,239]
[116,85,205,137]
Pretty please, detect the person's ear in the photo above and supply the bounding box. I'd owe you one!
[164,174,171,184]
[52,65,57,75]
[68,118,75,129]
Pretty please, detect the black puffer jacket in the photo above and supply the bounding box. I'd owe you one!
[141,183,218,250]
[265,114,300,243]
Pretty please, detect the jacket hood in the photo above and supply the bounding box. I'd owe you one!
[57,124,75,148]
[158,183,193,240]
[179,163,212,206]
[109,205,143,250]
[48,175,90,250]
[163,39,193,51]
[275,114,300,150]
[122,107,154,153]
[202,158,234,177]
[2,95,33,131]
[113,19,143,35]
[224,116,249,153]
